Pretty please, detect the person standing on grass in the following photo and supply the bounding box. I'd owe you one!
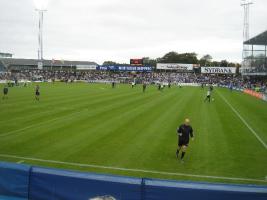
[204,89,211,103]
[35,85,40,101]
[157,83,161,91]
[131,81,135,88]
[2,85,8,100]
[168,82,171,88]
[229,82,233,92]
[143,82,147,93]
[112,81,115,89]
[176,118,194,162]
[209,84,214,92]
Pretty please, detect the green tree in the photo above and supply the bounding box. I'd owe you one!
[102,61,118,65]
[142,57,158,67]
[220,60,229,67]
[159,52,198,64]
[199,54,212,66]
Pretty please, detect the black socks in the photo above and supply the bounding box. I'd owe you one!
[181,152,185,159]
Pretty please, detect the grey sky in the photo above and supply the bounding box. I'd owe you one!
[0,0,266,64]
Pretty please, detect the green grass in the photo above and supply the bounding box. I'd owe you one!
[0,82,266,185]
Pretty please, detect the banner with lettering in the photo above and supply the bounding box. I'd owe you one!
[201,67,236,74]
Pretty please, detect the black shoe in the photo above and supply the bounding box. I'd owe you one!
[176,150,179,158]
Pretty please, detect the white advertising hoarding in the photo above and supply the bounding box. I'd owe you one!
[201,67,236,74]
[76,65,97,70]
[156,63,194,71]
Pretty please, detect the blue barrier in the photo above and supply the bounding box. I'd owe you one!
[29,167,142,200]
[0,162,267,200]
[0,162,30,200]
[143,179,267,200]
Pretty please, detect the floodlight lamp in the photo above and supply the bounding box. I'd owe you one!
[34,0,48,10]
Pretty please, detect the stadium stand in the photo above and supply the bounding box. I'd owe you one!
[0,60,7,72]
[242,30,267,75]
[0,58,98,71]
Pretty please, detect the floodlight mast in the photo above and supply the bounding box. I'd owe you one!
[35,0,47,69]
[241,0,253,42]
[241,0,253,73]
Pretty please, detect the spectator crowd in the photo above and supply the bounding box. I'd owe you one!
[0,70,266,93]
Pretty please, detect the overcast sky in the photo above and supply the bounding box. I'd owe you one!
[0,0,266,64]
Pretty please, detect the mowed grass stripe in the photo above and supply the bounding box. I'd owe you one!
[219,90,267,150]
[0,87,140,129]
[0,86,172,152]
[203,90,267,178]
[0,83,149,118]
[4,89,178,160]
[0,84,266,185]
[217,89,267,150]
[0,85,151,132]
[0,83,89,106]
[0,84,139,121]
[0,90,146,137]
[109,88,197,169]
[64,90,187,166]
[218,88,267,143]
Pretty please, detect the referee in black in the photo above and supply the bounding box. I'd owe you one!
[143,82,147,93]
[2,85,8,100]
[176,118,194,162]
[35,85,40,101]
[112,81,116,89]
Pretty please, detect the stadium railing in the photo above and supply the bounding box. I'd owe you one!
[0,162,267,200]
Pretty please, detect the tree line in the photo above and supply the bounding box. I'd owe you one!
[103,51,241,68]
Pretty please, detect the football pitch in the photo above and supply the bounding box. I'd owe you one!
[0,82,266,185]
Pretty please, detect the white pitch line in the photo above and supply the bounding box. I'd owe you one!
[16,160,24,164]
[0,153,266,183]
[217,90,267,150]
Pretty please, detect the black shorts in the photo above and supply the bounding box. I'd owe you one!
[178,138,189,147]
[4,91,8,95]
[36,91,40,96]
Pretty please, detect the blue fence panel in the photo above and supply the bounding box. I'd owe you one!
[0,162,30,200]
[29,167,142,200]
[1,161,267,200]
[144,179,267,200]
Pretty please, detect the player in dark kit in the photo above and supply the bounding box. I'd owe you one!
[143,83,147,92]
[35,85,40,101]
[112,81,115,88]
[176,118,194,162]
[3,85,8,100]
[209,85,214,92]
[158,84,161,91]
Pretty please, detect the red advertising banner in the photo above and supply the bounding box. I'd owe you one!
[243,89,263,99]
[130,59,143,65]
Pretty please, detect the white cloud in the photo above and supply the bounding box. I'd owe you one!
[0,0,266,64]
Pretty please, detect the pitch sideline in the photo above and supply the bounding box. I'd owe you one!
[0,153,266,183]
[217,90,267,150]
